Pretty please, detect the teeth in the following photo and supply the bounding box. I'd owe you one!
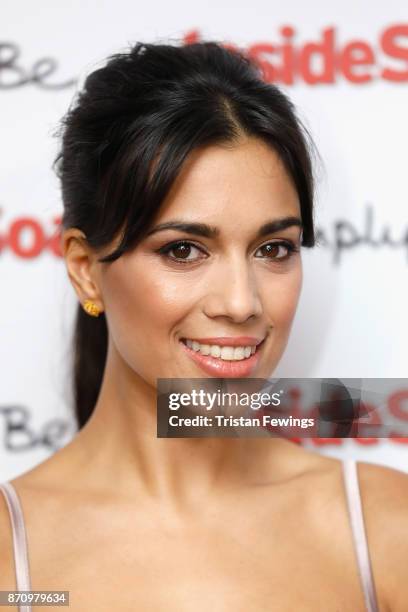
[220,346,234,360]
[200,344,211,355]
[184,339,260,361]
[233,347,244,360]
[210,345,221,358]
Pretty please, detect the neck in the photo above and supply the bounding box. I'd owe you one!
[71,343,301,511]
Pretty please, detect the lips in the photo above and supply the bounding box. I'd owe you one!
[179,337,265,378]
[182,336,264,347]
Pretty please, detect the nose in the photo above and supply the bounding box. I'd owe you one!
[203,255,263,323]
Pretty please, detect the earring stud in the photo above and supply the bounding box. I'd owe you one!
[83,299,101,317]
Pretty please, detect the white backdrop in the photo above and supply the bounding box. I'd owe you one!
[1,0,407,481]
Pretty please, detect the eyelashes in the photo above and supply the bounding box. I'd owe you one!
[156,239,300,265]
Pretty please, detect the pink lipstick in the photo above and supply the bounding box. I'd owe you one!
[179,337,265,377]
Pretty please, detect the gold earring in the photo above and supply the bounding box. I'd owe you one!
[83,299,101,317]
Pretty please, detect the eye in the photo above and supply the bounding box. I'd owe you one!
[255,241,299,261]
[157,240,207,264]
[157,239,299,265]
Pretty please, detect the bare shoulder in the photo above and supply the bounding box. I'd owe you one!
[357,460,408,612]
[357,460,408,524]
[0,466,52,592]
[1,432,86,500]
[297,452,408,611]
[357,458,408,495]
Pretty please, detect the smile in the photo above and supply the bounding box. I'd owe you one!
[179,336,266,378]
[183,339,256,360]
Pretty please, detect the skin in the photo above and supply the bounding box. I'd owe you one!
[0,136,407,611]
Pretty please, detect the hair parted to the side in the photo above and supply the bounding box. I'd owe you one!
[53,40,317,430]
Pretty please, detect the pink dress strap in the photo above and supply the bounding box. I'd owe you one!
[342,459,380,612]
[0,482,32,612]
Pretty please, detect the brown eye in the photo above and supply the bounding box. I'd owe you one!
[255,241,295,260]
[158,240,207,264]
[171,242,192,259]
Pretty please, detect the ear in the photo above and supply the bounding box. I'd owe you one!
[60,228,104,313]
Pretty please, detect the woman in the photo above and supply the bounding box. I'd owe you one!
[1,40,407,611]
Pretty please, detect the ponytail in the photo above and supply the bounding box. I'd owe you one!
[72,305,108,428]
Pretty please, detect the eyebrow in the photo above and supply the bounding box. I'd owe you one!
[146,216,303,239]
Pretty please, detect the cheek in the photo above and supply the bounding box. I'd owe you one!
[260,266,302,375]
[100,259,190,368]
[263,265,302,330]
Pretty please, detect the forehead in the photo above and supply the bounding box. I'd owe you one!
[155,137,300,229]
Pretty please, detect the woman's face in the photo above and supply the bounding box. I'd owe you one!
[96,137,303,385]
